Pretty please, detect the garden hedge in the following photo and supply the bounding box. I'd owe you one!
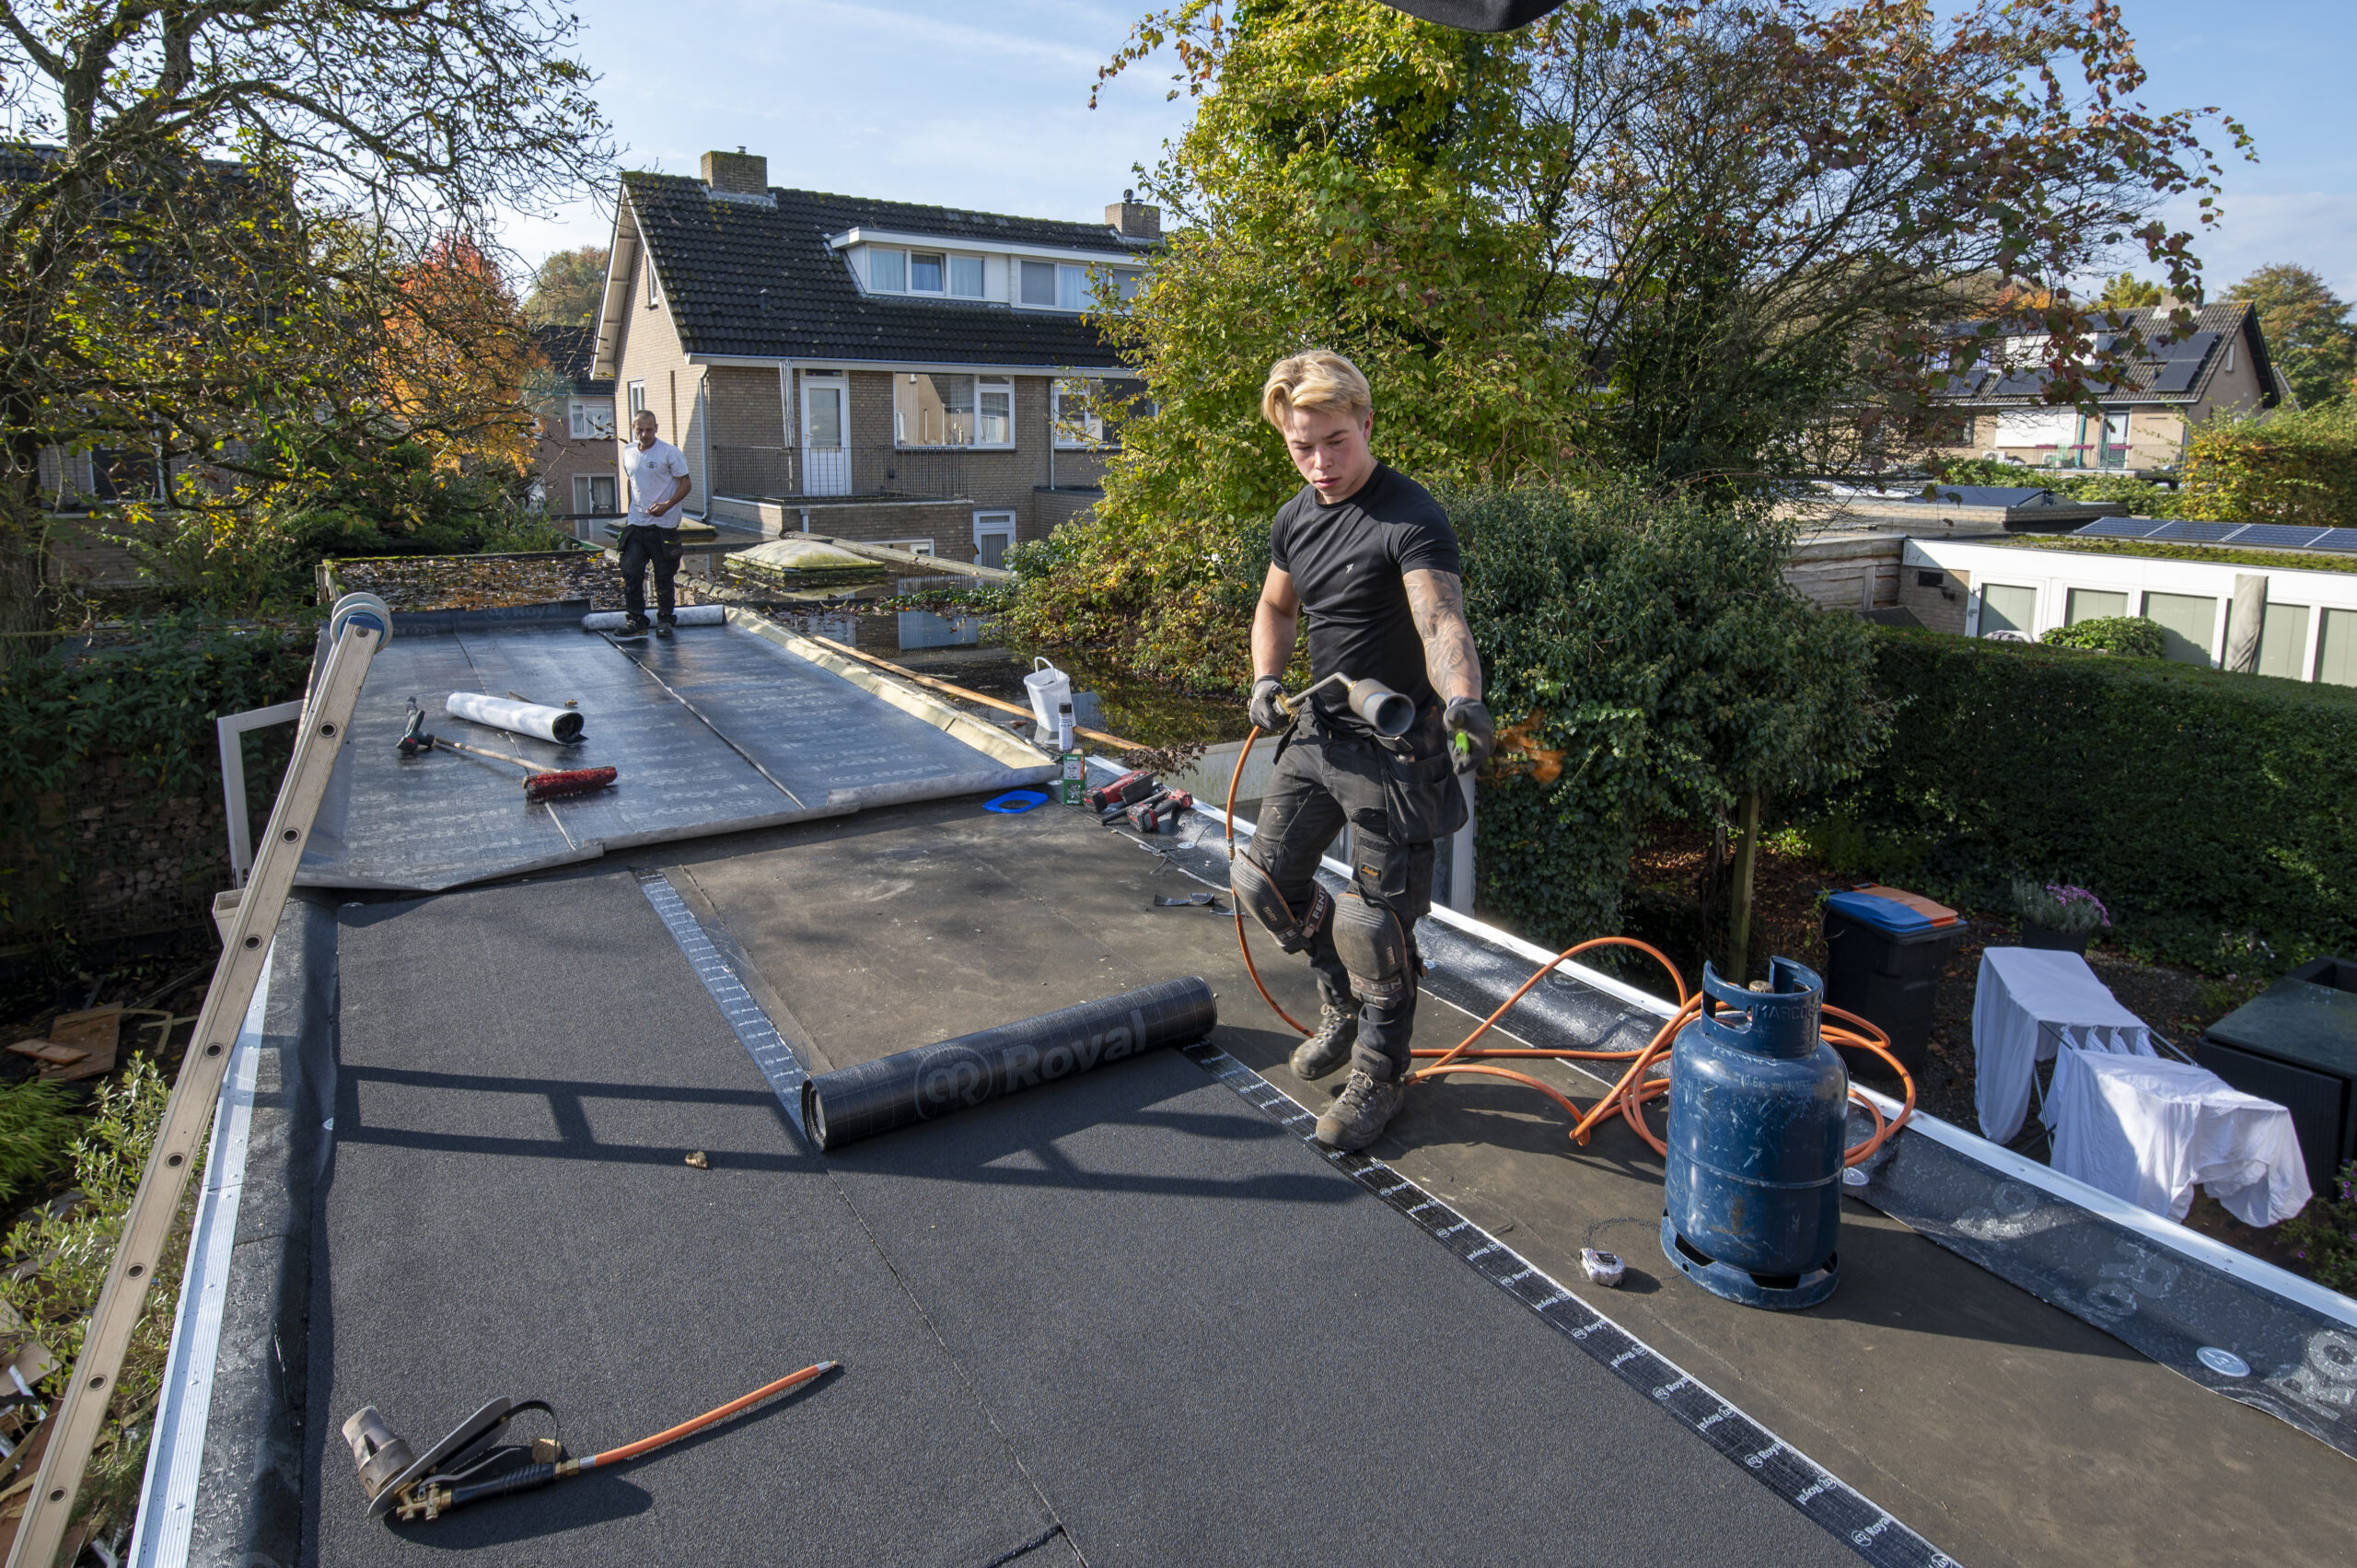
[1830,627,2357,970]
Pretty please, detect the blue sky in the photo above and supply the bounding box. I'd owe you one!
[504,0,2356,299]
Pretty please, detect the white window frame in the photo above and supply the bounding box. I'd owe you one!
[907,250,946,295]
[645,259,660,308]
[627,381,647,420]
[1968,581,2039,639]
[878,538,935,556]
[950,255,985,298]
[869,246,907,292]
[1052,378,1105,448]
[569,398,614,440]
[572,473,617,516]
[894,372,1016,450]
[972,510,1016,569]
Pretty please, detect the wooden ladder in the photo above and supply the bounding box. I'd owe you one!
[6,597,389,1568]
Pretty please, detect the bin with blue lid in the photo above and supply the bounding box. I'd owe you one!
[1820,884,1966,1082]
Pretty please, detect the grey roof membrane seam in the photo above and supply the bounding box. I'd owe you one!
[633,859,1957,1568]
[636,869,810,1136]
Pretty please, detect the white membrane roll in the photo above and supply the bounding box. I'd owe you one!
[580,605,726,632]
[445,691,585,744]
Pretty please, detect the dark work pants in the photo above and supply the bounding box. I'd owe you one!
[1242,708,1463,1083]
[618,524,682,620]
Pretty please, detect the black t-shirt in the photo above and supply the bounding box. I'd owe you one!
[1269,464,1461,731]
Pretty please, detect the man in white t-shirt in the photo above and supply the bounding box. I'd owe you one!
[616,410,694,636]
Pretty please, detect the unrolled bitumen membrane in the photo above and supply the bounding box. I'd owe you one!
[799,978,1218,1150]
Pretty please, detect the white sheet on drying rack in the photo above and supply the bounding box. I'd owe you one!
[1972,947,2155,1144]
[2044,1048,2313,1227]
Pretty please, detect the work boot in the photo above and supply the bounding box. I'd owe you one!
[655,614,675,639]
[1316,1069,1406,1152]
[1289,1004,1359,1083]
[617,614,650,638]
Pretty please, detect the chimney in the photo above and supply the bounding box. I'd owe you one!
[702,146,768,196]
[1105,189,1159,241]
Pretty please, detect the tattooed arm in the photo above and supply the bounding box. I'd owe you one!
[1404,569,1481,704]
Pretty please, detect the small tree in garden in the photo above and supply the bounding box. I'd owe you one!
[1455,484,1890,947]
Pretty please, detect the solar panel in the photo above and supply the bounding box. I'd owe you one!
[2227,524,2334,549]
[2154,331,2219,361]
[2151,520,2245,543]
[2311,528,2357,554]
[2152,360,2203,393]
[2073,517,2170,539]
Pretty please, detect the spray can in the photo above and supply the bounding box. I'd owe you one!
[1057,702,1084,805]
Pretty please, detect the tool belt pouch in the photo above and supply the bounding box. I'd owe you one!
[1378,706,1468,844]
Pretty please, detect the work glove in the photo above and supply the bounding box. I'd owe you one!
[1248,676,1292,734]
[1445,697,1494,774]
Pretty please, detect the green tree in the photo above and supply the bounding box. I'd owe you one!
[2227,263,2357,409]
[1458,483,1890,943]
[2098,273,2165,308]
[1015,0,2247,685]
[525,244,611,328]
[0,0,612,630]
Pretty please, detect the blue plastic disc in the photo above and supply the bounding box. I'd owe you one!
[982,790,1050,814]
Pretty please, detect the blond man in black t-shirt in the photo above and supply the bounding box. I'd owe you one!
[1230,350,1494,1151]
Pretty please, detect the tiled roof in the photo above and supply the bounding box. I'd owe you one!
[533,325,612,394]
[621,173,1131,368]
[1933,302,2279,408]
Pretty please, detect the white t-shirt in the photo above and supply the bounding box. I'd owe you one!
[621,439,691,528]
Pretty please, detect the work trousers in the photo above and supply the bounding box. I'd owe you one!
[1242,704,1466,1083]
[617,523,682,621]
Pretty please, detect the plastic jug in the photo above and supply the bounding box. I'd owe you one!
[1024,657,1072,739]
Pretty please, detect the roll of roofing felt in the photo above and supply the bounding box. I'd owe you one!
[801,977,1218,1152]
[445,691,586,745]
[581,605,727,631]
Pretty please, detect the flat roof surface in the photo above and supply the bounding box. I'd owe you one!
[299,615,1050,890]
[280,791,2351,1568]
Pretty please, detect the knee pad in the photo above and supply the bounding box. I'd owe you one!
[1233,854,1330,955]
[1331,890,1411,1005]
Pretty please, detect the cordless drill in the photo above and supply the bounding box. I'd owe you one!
[1124,788,1193,833]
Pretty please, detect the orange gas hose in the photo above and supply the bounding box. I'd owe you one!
[1222,726,1914,1166]
[579,1361,837,1470]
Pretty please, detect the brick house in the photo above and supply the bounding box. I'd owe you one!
[1929,302,2286,473]
[530,324,619,537]
[589,149,1152,566]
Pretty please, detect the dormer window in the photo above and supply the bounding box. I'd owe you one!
[865,246,990,299]
[1019,261,1095,311]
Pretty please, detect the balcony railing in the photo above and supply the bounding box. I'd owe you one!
[709,444,1011,503]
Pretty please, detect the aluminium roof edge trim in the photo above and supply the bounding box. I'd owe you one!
[128,943,273,1568]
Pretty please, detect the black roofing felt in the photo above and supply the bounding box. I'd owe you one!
[623,173,1131,368]
[1934,302,2276,407]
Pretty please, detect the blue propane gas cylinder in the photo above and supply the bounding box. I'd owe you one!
[1660,958,1848,1310]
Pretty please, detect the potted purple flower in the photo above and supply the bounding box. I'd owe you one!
[2012,878,2111,955]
